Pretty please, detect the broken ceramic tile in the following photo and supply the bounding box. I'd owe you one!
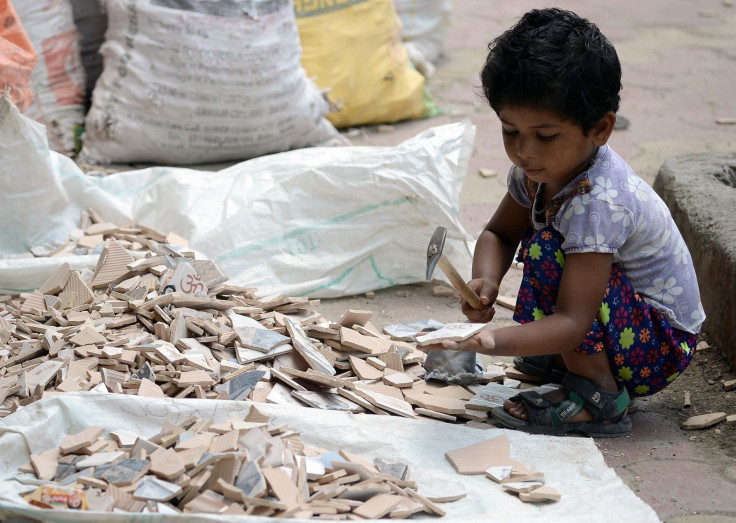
[131,437,161,459]
[373,458,408,481]
[681,412,727,430]
[304,457,326,480]
[352,493,403,519]
[125,286,148,301]
[445,435,513,475]
[98,458,151,486]
[90,237,135,289]
[291,390,362,412]
[76,451,126,469]
[381,372,414,388]
[134,476,182,502]
[316,451,345,470]
[353,385,415,418]
[403,387,467,415]
[189,259,228,287]
[149,448,186,480]
[485,465,513,483]
[466,383,558,411]
[168,262,208,297]
[340,326,394,354]
[266,382,304,406]
[130,362,156,384]
[151,340,184,365]
[234,460,267,498]
[236,326,290,353]
[54,456,85,482]
[420,486,467,503]
[57,470,89,486]
[383,319,445,341]
[59,427,105,454]
[518,485,561,502]
[24,359,67,392]
[214,369,265,401]
[236,343,292,365]
[261,466,299,505]
[85,490,115,512]
[110,429,140,448]
[336,309,373,327]
[415,323,487,346]
[284,316,335,376]
[349,355,384,381]
[181,346,214,372]
[502,481,544,493]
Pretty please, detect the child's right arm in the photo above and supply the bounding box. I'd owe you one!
[463,192,529,322]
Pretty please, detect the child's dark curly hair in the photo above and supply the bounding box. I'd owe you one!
[481,8,621,134]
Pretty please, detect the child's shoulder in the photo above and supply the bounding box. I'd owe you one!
[591,145,631,179]
[567,146,672,230]
[588,145,656,200]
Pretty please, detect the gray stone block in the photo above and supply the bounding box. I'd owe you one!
[654,152,736,371]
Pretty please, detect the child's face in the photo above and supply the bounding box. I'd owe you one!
[499,105,607,195]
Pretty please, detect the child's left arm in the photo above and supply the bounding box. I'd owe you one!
[422,251,614,357]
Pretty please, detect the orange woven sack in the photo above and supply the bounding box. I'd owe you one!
[0,0,37,112]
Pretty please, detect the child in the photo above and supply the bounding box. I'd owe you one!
[420,8,705,437]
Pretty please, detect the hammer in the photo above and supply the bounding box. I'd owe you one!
[426,226,483,309]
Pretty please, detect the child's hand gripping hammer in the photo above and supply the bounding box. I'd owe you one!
[426,226,483,310]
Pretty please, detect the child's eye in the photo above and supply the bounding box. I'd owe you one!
[537,134,558,142]
[502,129,518,137]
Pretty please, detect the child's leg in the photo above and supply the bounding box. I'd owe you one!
[578,268,698,397]
[512,226,617,398]
[513,225,696,396]
[504,226,697,429]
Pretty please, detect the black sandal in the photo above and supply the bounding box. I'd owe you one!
[512,355,566,383]
[491,372,632,438]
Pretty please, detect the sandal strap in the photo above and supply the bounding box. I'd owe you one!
[552,390,586,424]
[562,372,630,422]
[516,390,585,426]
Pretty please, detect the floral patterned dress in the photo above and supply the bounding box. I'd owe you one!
[507,145,704,396]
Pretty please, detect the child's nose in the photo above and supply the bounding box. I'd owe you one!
[516,135,534,159]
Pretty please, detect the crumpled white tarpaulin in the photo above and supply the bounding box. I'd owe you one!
[0,394,660,522]
[0,95,475,298]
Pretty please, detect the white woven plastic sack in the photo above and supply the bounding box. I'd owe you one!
[394,0,453,65]
[13,0,86,153]
[79,0,342,165]
[0,95,476,298]
[0,96,118,256]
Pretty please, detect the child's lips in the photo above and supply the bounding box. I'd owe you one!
[523,167,543,176]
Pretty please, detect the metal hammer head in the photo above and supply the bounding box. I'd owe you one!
[426,226,447,280]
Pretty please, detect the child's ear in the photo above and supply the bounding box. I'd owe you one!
[592,111,617,146]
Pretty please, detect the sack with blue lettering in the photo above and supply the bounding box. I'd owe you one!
[79,0,342,165]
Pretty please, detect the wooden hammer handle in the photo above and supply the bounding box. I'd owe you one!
[437,254,484,309]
